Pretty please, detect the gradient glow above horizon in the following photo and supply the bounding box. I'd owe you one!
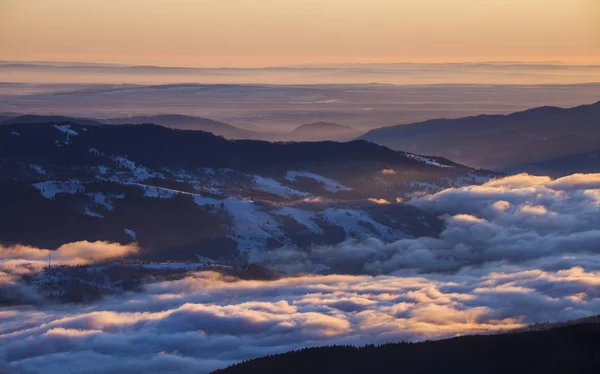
[0,0,599,67]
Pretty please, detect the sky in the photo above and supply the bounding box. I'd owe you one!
[1,0,599,67]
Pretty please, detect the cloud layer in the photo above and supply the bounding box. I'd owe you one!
[0,241,139,266]
[2,261,600,374]
[2,173,600,373]
[0,241,139,306]
[254,173,600,275]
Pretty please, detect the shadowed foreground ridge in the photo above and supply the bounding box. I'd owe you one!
[212,320,600,374]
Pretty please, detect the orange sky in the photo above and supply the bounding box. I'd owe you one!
[1,0,599,67]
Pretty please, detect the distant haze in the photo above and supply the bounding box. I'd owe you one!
[1,62,600,85]
[2,82,600,132]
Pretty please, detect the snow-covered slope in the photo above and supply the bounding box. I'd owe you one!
[0,120,496,259]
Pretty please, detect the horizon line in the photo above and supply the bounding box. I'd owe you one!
[3,59,600,70]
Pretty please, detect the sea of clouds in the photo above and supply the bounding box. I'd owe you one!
[1,173,600,373]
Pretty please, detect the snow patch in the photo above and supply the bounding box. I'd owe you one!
[124,229,137,241]
[317,208,403,241]
[96,165,110,175]
[193,195,285,252]
[53,125,79,146]
[114,156,152,181]
[84,206,104,218]
[252,175,309,198]
[88,147,103,156]
[90,192,123,210]
[133,184,178,199]
[29,164,47,175]
[53,124,79,137]
[285,171,352,192]
[11,130,20,137]
[202,168,216,176]
[275,207,323,234]
[163,167,195,180]
[406,154,454,168]
[33,180,83,199]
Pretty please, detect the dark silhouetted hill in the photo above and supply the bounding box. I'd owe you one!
[213,318,600,374]
[1,119,493,256]
[1,121,470,173]
[105,114,264,139]
[359,101,600,174]
[1,114,103,127]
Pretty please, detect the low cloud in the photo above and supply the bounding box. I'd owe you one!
[368,198,391,205]
[0,241,139,266]
[2,173,600,373]
[255,173,600,275]
[2,261,599,373]
[0,241,139,306]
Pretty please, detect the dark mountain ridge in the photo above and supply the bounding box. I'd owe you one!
[213,318,600,374]
[1,114,104,127]
[358,100,600,173]
[2,114,363,142]
[1,119,493,259]
[104,114,264,139]
[1,121,466,173]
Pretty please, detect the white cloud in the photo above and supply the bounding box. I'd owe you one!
[0,241,139,266]
[2,262,599,373]
[2,173,600,373]
[0,241,139,306]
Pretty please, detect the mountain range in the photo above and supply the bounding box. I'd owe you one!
[3,98,600,374]
[102,114,264,139]
[3,98,600,176]
[1,114,361,142]
[1,119,494,262]
[359,100,600,175]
